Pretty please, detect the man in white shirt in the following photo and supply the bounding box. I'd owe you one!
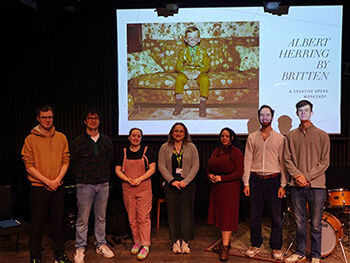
[243,105,287,261]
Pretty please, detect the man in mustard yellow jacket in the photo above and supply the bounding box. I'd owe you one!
[22,105,71,263]
[174,26,210,117]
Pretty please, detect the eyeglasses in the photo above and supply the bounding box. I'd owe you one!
[39,116,54,120]
[87,117,99,120]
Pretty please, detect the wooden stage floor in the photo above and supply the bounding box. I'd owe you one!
[0,218,349,263]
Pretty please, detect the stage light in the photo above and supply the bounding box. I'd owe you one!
[156,1,179,17]
[62,0,81,13]
[265,1,280,10]
[20,0,38,9]
[263,1,289,16]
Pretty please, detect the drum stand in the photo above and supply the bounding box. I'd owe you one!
[283,190,296,256]
[348,216,350,248]
[338,234,349,263]
[344,207,350,247]
[284,235,349,262]
[337,207,350,263]
[284,236,295,256]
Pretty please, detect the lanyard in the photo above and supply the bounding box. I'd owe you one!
[173,146,183,167]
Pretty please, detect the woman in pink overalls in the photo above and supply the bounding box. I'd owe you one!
[115,128,156,260]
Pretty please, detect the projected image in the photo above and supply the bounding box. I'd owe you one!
[117,6,342,135]
[127,22,259,120]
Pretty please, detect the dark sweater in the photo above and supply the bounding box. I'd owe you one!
[70,132,114,184]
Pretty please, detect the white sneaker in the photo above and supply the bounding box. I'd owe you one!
[284,253,307,263]
[245,246,261,257]
[172,240,182,254]
[272,249,283,261]
[311,258,321,263]
[74,249,85,263]
[181,241,190,254]
[96,244,115,258]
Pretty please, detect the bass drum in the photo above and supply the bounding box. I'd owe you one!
[306,211,343,258]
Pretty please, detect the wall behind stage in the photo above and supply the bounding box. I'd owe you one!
[3,1,350,195]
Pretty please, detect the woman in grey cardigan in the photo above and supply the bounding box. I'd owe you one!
[158,122,200,254]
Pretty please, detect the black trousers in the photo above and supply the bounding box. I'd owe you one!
[164,181,196,242]
[249,174,282,250]
[30,185,65,259]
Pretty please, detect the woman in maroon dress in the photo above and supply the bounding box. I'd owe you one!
[207,127,244,262]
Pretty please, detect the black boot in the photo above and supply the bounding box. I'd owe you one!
[172,99,183,115]
[199,100,206,117]
[219,244,230,262]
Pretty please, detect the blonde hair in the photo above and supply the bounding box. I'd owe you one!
[185,26,200,38]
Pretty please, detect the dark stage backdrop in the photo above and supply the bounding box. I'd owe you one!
[3,1,350,220]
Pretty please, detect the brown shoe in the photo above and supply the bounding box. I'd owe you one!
[219,245,230,262]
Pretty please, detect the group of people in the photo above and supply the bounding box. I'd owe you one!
[21,99,329,263]
[205,100,328,263]
[21,107,198,263]
[22,107,115,263]
[241,100,329,263]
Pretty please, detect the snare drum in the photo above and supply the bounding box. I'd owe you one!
[306,211,343,257]
[327,188,350,207]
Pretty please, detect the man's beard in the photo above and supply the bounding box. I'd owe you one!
[260,120,272,127]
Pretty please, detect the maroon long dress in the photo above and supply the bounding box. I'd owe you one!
[207,145,243,231]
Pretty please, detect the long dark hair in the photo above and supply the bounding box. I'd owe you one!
[219,127,244,154]
[167,122,191,145]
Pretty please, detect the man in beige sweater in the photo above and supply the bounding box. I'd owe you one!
[22,105,70,263]
[243,105,286,261]
[284,100,330,263]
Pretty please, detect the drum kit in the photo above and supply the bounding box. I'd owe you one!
[284,188,350,262]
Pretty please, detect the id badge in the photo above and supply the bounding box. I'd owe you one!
[176,168,183,175]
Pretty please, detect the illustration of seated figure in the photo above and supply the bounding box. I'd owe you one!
[173,26,210,117]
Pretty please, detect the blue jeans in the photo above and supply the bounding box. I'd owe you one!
[290,187,326,259]
[75,182,109,249]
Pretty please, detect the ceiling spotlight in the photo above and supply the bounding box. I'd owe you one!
[165,3,179,12]
[263,1,289,16]
[265,1,280,10]
[20,0,38,9]
[156,1,179,17]
[62,0,81,13]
